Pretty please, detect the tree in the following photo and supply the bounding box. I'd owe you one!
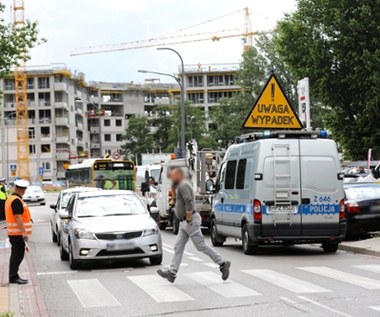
[0,2,43,79]
[121,116,154,163]
[275,0,380,159]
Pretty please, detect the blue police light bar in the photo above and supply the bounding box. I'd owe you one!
[319,130,329,138]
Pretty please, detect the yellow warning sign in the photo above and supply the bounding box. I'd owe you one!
[242,74,303,129]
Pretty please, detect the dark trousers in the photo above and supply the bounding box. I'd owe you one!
[8,235,26,280]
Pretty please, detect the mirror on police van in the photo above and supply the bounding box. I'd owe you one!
[373,166,380,179]
[205,179,214,193]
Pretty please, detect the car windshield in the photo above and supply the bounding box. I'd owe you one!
[76,194,146,218]
[345,185,380,200]
[26,187,43,194]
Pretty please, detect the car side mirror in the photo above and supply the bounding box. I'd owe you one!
[372,167,379,179]
[205,179,214,193]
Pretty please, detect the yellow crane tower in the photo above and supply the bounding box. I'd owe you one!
[13,0,29,180]
[71,8,268,56]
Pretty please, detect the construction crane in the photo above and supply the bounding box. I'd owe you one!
[71,7,268,56]
[13,0,29,180]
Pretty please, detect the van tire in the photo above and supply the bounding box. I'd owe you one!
[242,224,258,255]
[210,219,225,247]
[322,242,339,253]
[158,222,167,231]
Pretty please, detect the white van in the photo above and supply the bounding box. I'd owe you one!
[210,131,346,254]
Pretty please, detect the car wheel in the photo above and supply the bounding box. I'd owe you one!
[210,219,225,247]
[60,242,69,261]
[51,228,58,243]
[57,231,61,246]
[322,242,339,254]
[172,214,179,235]
[149,254,163,265]
[157,215,168,230]
[242,224,258,255]
[69,242,81,270]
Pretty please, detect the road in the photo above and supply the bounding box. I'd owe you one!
[26,193,380,317]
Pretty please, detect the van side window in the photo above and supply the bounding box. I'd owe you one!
[225,160,237,189]
[236,159,247,189]
[244,158,253,189]
[215,162,226,192]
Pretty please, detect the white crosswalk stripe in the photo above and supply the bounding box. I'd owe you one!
[67,279,121,308]
[128,275,194,303]
[186,271,261,298]
[298,266,380,290]
[369,306,380,312]
[354,264,380,274]
[242,269,331,294]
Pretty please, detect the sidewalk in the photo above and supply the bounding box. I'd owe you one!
[0,226,48,317]
[339,237,380,257]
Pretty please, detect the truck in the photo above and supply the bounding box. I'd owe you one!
[155,140,224,234]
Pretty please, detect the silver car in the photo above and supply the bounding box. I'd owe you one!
[50,187,102,245]
[59,190,163,269]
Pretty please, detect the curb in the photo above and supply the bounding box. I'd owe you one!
[339,244,380,258]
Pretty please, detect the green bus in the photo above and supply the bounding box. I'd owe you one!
[66,159,135,191]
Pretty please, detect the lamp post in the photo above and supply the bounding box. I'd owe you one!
[138,69,184,156]
[1,112,15,179]
[156,48,186,158]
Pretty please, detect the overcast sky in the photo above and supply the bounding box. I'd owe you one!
[5,0,296,83]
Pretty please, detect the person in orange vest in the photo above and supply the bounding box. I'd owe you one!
[5,179,31,285]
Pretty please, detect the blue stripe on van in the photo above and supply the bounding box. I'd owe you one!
[214,203,339,215]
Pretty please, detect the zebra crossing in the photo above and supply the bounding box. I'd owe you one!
[64,264,380,312]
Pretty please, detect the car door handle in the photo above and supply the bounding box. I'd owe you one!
[221,197,224,204]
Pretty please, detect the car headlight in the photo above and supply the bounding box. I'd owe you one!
[143,226,159,237]
[74,228,95,240]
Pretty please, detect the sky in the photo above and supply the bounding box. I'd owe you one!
[5,0,296,83]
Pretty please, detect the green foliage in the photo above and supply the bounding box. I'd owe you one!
[0,2,44,78]
[121,116,154,163]
[275,0,380,159]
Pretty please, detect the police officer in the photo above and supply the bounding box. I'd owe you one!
[0,177,7,221]
[5,179,32,285]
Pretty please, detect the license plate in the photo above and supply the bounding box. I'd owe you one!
[271,205,296,213]
[106,241,134,251]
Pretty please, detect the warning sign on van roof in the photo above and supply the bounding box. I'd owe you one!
[242,74,303,130]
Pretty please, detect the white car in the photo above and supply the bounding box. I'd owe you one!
[50,187,102,245]
[23,186,46,205]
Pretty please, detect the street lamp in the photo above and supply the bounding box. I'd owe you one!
[156,48,186,158]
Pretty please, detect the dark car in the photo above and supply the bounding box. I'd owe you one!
[344,183,380,238]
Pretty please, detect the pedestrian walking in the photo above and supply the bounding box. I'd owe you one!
[0,177,7,221]
[157,168,230,283]
[5,179,32,285]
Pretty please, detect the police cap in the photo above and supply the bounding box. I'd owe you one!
[14,179,30,188]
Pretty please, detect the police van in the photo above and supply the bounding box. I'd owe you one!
[210,130,346,254]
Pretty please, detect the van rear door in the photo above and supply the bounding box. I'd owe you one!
[261,139,302,236]
[299,139,343,236]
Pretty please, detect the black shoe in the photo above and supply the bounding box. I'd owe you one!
[9,278,28,285]
[18,277,28,283]
[157,269,176,283]
[220,261,231,281]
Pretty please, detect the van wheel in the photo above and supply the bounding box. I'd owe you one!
[172,214,179,235]
[242,224,258,255]
[210,219,225,247]
[158,222,167,230]
[322,242,339,253]
[51,228,58,243]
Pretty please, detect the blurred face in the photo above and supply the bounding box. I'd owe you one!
[171,169,184,186]
[16,186,27,196]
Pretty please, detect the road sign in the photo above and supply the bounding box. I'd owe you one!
[112,152,121,160]
[242,74,303,130]
[39,167,44,176]
[9,164,17,172]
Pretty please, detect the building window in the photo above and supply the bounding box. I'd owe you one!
[40,127,50,138]
[29,145,36,154]
[41,144,51,153]
[38,92,51,106]
[188,75,203,87]
[4,79,14,90]
[104,119,111,127]
[38,77,50,89]
[115,119,122,127]
[27,78,34,89]
[188,92,204,104]
[116,134,122,142]
[42,162,51,171]
[104,134,111,142]
[28,127,35,139]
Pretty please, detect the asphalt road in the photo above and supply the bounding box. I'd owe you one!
[26,192,380,317]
